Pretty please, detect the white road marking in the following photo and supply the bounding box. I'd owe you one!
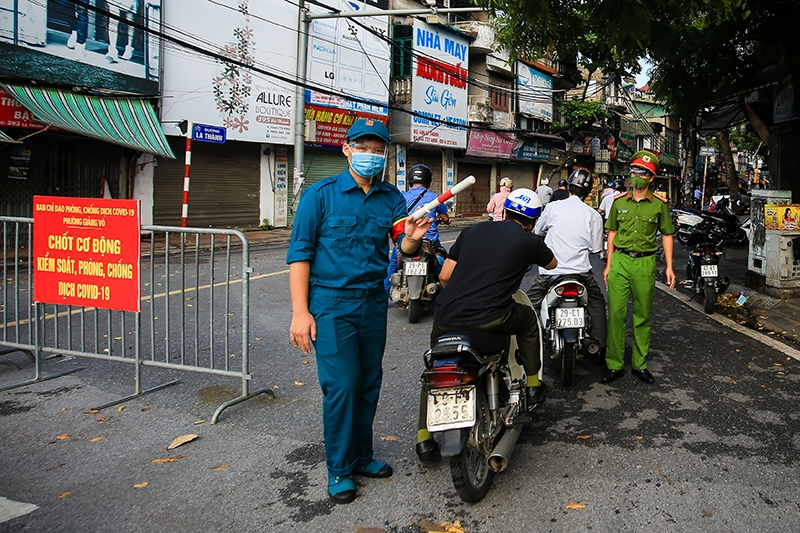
[0,497,38,524]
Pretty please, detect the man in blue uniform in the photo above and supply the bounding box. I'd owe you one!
[287,119,431,504]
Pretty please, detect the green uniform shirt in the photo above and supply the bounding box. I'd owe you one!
[605,192,674,253]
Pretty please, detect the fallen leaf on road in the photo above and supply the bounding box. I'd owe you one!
[778,371,785,375]
[273,385,279,389]
[167,434,198,450]
[380,435,398,441]
[58,492,71,499]
[89,437,105,443]
[566,502,587,509]
[113,336,122,341]
[775,363,783,366]
[636,436,643,440]
[417,519,467,533]
[212,464,229,471]
[56,434,70,440]
[577,435,591,439]
[84,409,100,414]
[255,337,262,341]
[151,454,187,463]
[47,464,65,471]
[726,376,737,383]
[133,482,148,489]
[294,381,304,386]
[97,417,110,422]
[193,420,206,425]
[117,405,126,412]
[141,407,150,412]
[302,360,309,365]
[61,407,67,411]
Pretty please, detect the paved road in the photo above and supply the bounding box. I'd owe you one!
[1,227,799,532]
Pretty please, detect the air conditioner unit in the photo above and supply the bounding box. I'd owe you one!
[468,95,493,124]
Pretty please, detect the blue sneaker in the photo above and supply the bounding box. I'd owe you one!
[327,474,356,504]
[353,461,393,478]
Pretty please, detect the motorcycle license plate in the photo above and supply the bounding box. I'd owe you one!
[701,264,718,277]
[404,261,428,276]
[426,386,476,431]
[555,307,585,329]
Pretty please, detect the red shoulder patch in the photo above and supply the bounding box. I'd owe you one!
[652,191,668,203]
[613,192,628,200]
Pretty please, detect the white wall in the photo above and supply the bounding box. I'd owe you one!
[132,154,156,226]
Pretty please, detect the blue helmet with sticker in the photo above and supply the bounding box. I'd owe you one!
[503,188,543,220]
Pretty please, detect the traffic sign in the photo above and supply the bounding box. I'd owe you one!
[699,147,715,156]
[192,123,227,144]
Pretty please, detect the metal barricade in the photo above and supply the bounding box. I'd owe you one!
[0,217,271,423]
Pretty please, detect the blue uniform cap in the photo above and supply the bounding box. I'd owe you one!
[346,119,391,143]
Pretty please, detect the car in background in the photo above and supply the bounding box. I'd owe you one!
[709,186,750,214]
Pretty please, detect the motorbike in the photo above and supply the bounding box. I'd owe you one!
[421,291,540,503]
[672,198,749,246]
[684,228,731,314]
[389,239,442,323]
[537,276,599,387]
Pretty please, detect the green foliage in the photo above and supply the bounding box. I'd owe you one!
[260,218,273,230]
[728,125,761,153]
[554,98,610,131]
[478,0,799,121]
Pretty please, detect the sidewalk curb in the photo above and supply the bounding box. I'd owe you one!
[656,280,800,361]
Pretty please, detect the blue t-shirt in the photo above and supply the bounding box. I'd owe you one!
[404,186,447,242]
[286,168,409,290]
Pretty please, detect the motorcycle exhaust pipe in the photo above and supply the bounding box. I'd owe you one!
[583,339,600,355]
[487,425,523,472]
[425,282,439,296]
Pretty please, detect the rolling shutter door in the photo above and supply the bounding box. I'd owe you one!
[406,149,443,193]
[287,148,345,223]
[153,137,260,228]
[455,162,492,215]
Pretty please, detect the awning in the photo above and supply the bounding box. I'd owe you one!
[0,83,174,159]
[0,129,15,142]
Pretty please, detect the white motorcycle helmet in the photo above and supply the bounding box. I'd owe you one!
[503,188,543,221]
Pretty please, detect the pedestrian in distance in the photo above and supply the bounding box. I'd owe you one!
[287,119,432,504]
[602,150,676,385]
[486,177,514,221]
[549,177,570,202]
[416,188,557,462]
[527,168,608,362]
[536,176,553,206]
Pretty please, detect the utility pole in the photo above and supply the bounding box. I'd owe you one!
[291,2,486,208]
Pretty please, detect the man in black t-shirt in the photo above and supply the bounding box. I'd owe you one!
[549,177,570,202]
[416,188,557,462]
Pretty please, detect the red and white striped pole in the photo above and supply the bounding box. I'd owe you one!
[181,121,192,227]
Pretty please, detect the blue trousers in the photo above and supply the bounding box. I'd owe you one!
[309,286,388,477]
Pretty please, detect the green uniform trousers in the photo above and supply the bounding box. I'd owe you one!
[606,252,656,371]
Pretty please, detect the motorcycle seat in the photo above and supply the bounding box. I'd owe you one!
[705,211,737,225]
[430,331,508,357]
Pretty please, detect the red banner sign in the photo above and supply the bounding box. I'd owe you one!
[0,88,46,129]
[33,196,141,312]
[304,105,387,147]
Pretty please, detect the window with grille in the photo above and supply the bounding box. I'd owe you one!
[392,26,413,79]
[489,75,511,112]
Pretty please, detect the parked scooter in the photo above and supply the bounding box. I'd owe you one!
[672,198,748,246]
[421,291,541,503]
[537,276,599,387]
[684,226,731,314]
[389,239,442,323]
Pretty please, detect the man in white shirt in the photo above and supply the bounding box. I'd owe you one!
[598,178,625,220]
[537,177,553,206]
[526,168,607,360]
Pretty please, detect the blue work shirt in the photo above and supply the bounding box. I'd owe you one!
[287,168,410,290]
[404,186,446,242]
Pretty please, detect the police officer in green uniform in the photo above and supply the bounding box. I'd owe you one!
[601,150,676,384]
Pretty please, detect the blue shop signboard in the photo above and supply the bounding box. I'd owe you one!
[512,138,551,162]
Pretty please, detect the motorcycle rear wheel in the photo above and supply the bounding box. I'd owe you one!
[561,342,577,387]
[703,286,716,314]
[449,389,495,503]
[677,231,691,245]
[409,299,421,324]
